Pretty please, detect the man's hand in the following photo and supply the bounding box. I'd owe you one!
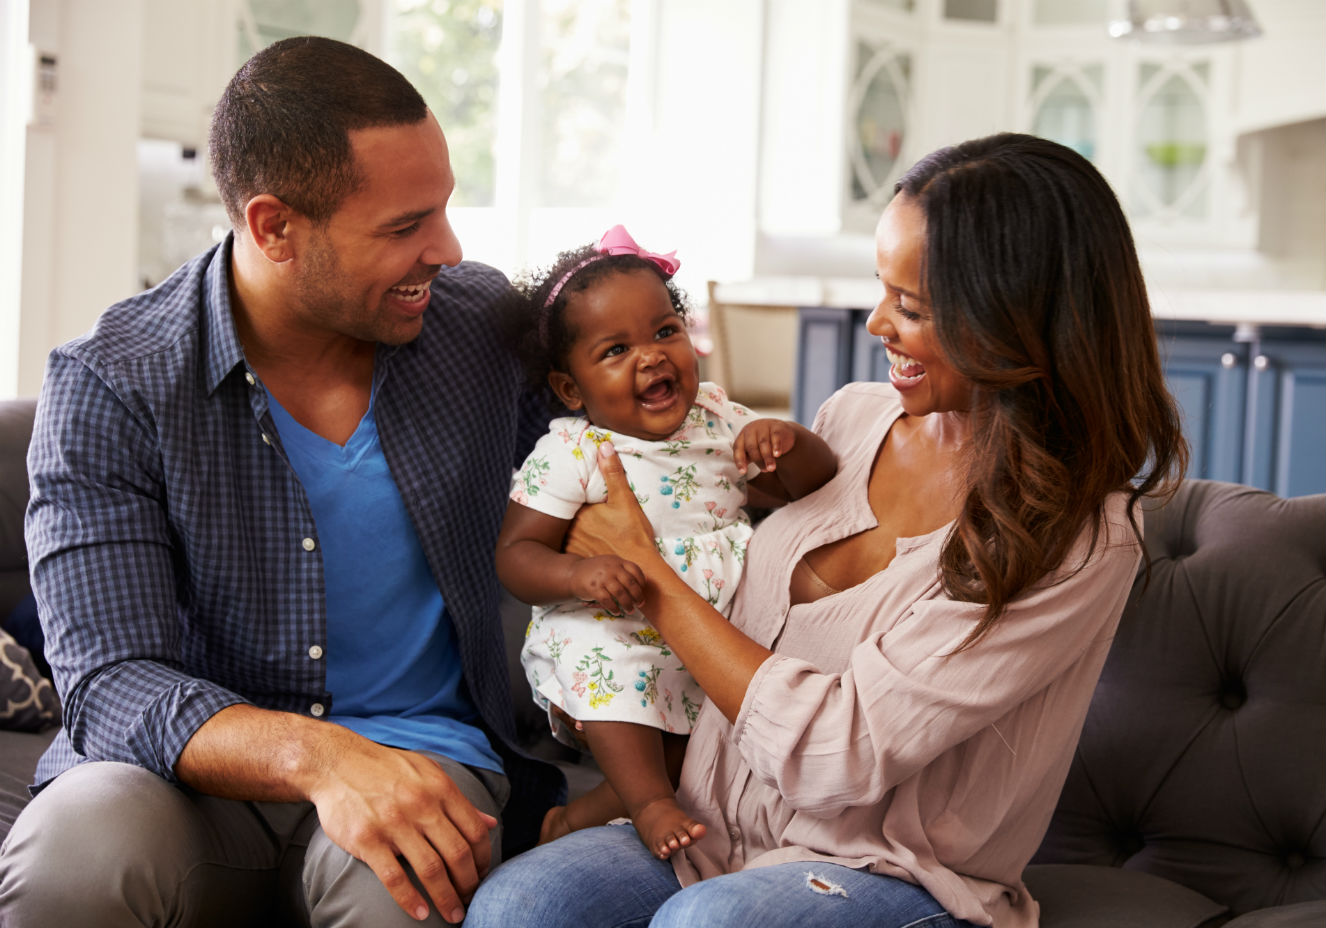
[306,741,496,922]
[175,705,496,923]
[568,554,647,614]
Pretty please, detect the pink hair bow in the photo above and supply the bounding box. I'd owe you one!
[544,224,681,307]
[595,224,680,276]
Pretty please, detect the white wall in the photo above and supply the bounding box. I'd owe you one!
[15,0,142,397]
[0,0,29,398]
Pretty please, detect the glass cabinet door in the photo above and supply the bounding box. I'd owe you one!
[846,39,911,213]
[236,0,368,63]
[1029,62,1103,163]
[1133,59,1211,222]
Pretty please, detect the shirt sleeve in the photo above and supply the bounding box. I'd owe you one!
[694,382,755,443]
[508,422,593,520]
[25,352,246,780]
[730,505,1141,818]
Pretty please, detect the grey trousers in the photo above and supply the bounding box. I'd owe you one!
[0,754,509,927]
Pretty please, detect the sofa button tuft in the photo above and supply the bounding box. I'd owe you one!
[1218,678,1247,710]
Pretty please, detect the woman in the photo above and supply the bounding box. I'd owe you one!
[467,133,1186,928]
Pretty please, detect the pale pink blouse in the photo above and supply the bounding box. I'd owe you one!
[671,382,1142,928]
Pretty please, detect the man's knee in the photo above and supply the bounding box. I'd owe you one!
[0,762,202,923]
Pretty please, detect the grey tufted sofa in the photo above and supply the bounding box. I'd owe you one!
[1,394,1323,926]
[1027,479,1325,927]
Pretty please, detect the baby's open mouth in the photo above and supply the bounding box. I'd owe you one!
[638,377,677,407]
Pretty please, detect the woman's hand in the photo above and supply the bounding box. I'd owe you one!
[565,442,661,569]
[569,443,774,723]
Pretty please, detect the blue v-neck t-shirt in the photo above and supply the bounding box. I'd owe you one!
[267,390,501,773]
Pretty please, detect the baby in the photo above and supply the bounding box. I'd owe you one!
[495,225,837,859]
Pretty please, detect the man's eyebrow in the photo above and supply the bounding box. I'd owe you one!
[378,207,435,229]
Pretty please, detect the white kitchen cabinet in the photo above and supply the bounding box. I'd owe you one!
[139,0,381,148]
[761,0,1014,236]
[760,0,1323,247]
[140,0,230,146]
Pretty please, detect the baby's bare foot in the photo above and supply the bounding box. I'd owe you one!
[632,798,706,859]
[539,805,571,845]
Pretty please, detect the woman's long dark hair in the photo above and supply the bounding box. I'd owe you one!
[895,133,1187,648]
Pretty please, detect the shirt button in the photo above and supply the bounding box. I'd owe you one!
[310,702,325,717]
[308,645,324,660]
[245,372,256,386]
[301,537,316,552]
[261,433,272,445]
[728,827,741,841]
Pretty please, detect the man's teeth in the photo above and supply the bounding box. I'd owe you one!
[391,282,430,300]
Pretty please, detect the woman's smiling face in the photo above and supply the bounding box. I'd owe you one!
[865,194,974,417]
[548,268,700,441]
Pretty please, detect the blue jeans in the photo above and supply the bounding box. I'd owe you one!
[465,824,978,928]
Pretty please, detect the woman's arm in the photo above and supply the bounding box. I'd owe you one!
[496,499,646,613]
[565,443,773,719]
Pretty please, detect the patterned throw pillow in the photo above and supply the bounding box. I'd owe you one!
[0,626,60,732]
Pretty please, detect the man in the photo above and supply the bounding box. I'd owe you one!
[0,36,562,925]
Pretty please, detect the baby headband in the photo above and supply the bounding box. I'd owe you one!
[542,224,681,309]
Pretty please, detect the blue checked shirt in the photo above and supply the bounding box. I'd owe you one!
[24,237,563,852]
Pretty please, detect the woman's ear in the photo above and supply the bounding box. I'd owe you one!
[548,370,583,411]
[243,194,297,263]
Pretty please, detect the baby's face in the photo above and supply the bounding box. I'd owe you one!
[549,269,700,441]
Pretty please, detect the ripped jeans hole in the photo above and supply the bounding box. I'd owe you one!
[804,871,849,898]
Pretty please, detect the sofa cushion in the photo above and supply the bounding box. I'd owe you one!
[0,626,59,732]
[0,727,58,844]
[1220,900,1326,928]
[0,398,36,620]
[1024,864,1227,928]
[1033,481,1326,914]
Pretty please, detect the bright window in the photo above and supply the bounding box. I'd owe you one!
[382,0,654,274]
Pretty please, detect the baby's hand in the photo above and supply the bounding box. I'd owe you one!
[734,418,799,475]
[569,555,647,615]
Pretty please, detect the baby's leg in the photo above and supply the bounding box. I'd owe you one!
[540,777,625,845]
[582,721,706,859]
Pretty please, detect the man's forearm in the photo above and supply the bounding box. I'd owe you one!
[174,703,351,801]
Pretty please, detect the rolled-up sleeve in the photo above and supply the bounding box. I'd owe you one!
[730,515,1140,817]
[26,352,244,781]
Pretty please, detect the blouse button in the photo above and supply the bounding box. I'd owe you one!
[310,702,326,717]
[728,826,741,842]
[308,645,324,660]
[301,537,317,552]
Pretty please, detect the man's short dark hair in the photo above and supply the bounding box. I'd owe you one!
[209,35,428,228]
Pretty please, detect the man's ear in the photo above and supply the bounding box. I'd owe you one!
[548,370,583,411]
[243,194,298,263]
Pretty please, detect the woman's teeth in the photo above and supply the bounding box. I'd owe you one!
[886,347,926,382]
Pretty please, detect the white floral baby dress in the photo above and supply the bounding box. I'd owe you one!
[512,383,756,738]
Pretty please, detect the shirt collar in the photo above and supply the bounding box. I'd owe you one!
[201,232,410,396]
[202,233,249,396]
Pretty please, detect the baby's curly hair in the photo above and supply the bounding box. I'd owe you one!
[500,241,691,407]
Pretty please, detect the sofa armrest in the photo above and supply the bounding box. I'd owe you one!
[1024,864,1228,928]
[0,727,58,844]
[1220,901,1326,928]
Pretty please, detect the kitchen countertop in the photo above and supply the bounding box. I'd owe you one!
[711,277,1326,330]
